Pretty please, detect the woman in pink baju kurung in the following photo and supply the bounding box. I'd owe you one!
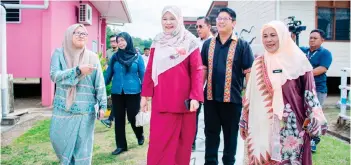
[140,6,204,165]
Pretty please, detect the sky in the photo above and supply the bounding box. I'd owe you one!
[110,0,213,40]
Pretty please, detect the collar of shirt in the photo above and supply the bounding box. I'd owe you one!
[215,33,238,46]
[199,34,213,42]
[308,46,322,53]
[109,48,118,53]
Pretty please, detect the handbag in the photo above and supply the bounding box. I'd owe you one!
[135,100,151,127]
[135,111,151,127]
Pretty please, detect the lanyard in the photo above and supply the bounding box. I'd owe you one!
[307,50,318,59]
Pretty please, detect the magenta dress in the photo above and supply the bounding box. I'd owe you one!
[141,48,204,165]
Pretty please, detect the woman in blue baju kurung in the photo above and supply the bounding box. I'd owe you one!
[49,24,107,165]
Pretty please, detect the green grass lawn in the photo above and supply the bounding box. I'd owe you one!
[312,135,350,165]
[1,119,350,165]
[1,119,149,165]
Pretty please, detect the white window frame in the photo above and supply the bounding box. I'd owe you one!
[3,0,21,24]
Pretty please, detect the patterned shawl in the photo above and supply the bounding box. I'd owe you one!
[243,20,313,163]
[151,5,198,86]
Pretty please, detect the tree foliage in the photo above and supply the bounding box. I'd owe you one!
[105,26,116,50]
[132,37,153,53]
[105,26,153,54]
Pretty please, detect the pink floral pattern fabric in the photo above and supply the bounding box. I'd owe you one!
[280,104,304,164]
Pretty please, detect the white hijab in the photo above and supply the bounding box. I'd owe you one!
[262,20,313,119]
[243,21,313,162]
[151,6,198,86]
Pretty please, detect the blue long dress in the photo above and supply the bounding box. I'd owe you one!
[49,48,107,165]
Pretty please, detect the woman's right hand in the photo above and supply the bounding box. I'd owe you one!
[79,64,96,75]
[140,97,148,112]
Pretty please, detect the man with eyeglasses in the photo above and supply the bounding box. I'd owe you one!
[196,16,213,51]
[192,16,213,152]
[201,7,254,165]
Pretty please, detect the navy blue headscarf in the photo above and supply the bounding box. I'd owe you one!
[112,32,138,72]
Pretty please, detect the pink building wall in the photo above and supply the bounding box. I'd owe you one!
[6,0,104,106]
[6,1,44,78]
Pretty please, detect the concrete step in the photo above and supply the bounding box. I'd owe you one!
[1,116,20,126]
[6,109,28,117]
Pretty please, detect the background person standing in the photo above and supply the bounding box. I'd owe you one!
[300,29,333,153]
[192,15,213,151]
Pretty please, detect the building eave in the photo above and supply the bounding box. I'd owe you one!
[90,0,132,24]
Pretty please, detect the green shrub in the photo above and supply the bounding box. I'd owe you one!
[97,52,112,96]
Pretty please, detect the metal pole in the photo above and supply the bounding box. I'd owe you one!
[275,0,280,20]
[296,32,300,46]
[1,3,8,116]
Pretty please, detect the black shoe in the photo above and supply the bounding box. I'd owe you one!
[112,148,127,155]
[311,140,317,153]
[101,119,112,128]
[192,143,196,151]
[138,136,145,145]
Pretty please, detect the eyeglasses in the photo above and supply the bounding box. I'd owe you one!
[73,31,88,37]
[216,17,232,22]
[195,25,204,29]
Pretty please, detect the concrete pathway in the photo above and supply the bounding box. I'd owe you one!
[189,95,341,165]
[190,107,244,165]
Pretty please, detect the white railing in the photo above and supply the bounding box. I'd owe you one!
[338,67,351,121]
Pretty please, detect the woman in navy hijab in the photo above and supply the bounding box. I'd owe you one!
[104,32,146,155]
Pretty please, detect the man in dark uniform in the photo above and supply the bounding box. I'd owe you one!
[201,8,254,165]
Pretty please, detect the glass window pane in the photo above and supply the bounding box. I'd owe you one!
[318,8,334,40]
[335,8,350,40]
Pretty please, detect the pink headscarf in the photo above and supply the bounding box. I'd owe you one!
[151,6,199,86]
[261,20,313,120]
[242,20,313,162]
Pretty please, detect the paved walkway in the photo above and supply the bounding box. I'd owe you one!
[189,95,341,165]
[190,107,244,165]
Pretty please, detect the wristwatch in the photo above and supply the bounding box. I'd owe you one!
[76,66,81,76]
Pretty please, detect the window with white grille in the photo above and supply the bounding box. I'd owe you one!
[316,1,350,41]
[2,0,21,23]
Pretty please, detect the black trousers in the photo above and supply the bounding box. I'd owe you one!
[112,93,143,149]
[204,100,242,165]
[193,104,203,145]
